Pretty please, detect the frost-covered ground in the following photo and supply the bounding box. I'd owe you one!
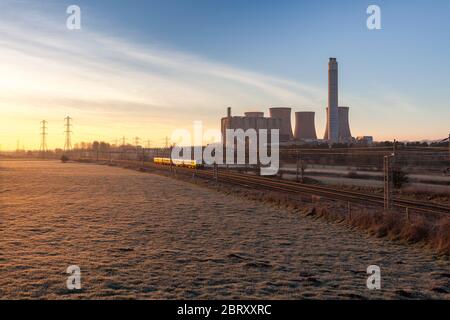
[0,160,448,299]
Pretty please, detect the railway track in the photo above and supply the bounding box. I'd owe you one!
[213,170,450,215]
[89,158,450,215]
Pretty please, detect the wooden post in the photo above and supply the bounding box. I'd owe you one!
[347,202,351,220]
[301,159,305,183]
[448,133,450,162]
[296,151,299,183]
[406,207,410,222]
[170,145,173,173]
[383,155,393,212]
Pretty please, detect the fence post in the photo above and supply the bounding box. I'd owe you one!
[383,155,393,212]
[348,202,351,220]
[301,159,305,183]
[448,133,450,162]
[169,145,173,174]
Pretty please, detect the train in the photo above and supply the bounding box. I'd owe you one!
[153,157,204,169]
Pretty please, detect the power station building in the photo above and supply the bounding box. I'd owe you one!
[221,108,281,145]
[220,58,356,145]
[244,112,264,118]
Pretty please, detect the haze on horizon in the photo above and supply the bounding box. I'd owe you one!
[0,0,449,151]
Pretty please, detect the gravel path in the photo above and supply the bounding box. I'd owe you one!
[0,160,448,299]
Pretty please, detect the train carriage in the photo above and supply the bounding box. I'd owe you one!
[153,157,203,169]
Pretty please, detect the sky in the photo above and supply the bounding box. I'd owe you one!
[0,0,449,150]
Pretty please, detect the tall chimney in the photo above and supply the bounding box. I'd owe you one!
[326,58,339,143]
[227,107,231,119]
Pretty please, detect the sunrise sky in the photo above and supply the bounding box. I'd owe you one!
[0,0,449,150]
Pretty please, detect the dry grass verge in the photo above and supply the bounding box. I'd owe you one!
[87,160,450,257]
[207,180,450,257]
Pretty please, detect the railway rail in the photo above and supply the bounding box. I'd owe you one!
[214,170,450,215]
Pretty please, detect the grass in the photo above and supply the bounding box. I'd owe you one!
[87,159,450,257]
[217,185,450,256]
[318,207,450,256]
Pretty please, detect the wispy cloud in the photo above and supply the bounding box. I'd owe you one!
[0,6,323,109]
[1,1,447,149]
[0,3,328,148]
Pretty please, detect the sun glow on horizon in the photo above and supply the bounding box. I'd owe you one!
[0,2,448,151]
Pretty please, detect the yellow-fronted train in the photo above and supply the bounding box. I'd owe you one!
[153,157,204,169]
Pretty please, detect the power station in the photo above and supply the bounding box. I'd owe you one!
[221,58,363,145]
[294,111,317,141]
[221,107,281,145]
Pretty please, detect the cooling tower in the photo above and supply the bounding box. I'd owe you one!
[245,112,264,118]
[325,58,339,143]
[294,112,317,140]
[324,106,353,142]
[269,107,293,142]
[338,106,352,142]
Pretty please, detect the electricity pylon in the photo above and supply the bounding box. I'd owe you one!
[39,120,48,155]
[64,116,72,152]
